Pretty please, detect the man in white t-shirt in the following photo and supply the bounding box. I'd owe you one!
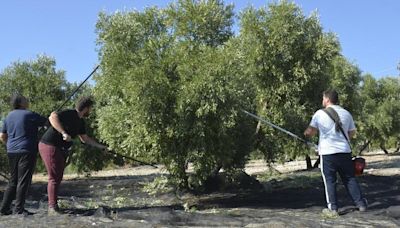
[304,89,367,217]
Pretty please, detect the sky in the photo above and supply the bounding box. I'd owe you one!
[0,0,399,82]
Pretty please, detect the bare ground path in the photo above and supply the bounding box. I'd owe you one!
[1,151,400,227]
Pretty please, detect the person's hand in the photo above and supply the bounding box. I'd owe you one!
[62,132,72,142]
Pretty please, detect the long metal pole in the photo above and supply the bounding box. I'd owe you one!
[242,110,317,150]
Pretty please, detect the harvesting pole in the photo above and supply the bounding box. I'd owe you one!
[242,110,318,150]
[56,65,100,111]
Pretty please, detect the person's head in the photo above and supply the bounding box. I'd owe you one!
[322,89,339,107]
[11,94,29,110]
[75,96,94,118]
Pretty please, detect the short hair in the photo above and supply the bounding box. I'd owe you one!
[11,94,28,109]
[323,89,339,104]
[75,96,94,111]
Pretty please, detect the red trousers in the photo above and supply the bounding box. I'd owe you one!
[39,142,66,208]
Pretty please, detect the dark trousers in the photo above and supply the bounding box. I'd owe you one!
[320,153,366,211]
[0,152,36,213]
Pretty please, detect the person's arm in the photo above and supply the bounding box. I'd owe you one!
[304,126,318,138]
[348,114,356,139]
[348,129,356,139]
[1,121,8,144]
[78,134,107,150]
[34,112,49,126]
[304,111,320,138]
[0,133,7,144]
[48,111,71,141]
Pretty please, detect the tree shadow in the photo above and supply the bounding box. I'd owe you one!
[53,172,400,223]
[365,158,400,169]
[3,168,400,222]
[27,173,165,202]
[192,173,400,212]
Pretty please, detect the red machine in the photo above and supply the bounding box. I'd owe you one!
[353,157,366,176]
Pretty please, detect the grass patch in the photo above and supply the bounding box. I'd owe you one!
[141,175,174,195]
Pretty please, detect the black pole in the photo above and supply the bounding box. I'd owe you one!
[56,65,100,111]
[108,150,158,168]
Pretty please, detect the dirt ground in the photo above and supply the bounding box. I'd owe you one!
[1,151,400,227]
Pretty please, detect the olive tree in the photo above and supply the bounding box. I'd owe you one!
[94,0,255,189]
[238,1,340,166]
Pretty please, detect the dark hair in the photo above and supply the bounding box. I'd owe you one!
[323,89,339,104]
[11,94,28,109]
[75,96,94,111]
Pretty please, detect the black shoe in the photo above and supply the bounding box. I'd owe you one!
[0,209,12,216]
[14,209,34,216]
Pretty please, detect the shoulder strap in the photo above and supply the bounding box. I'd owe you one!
[323,107,351,149]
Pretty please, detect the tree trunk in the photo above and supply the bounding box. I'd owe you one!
[358,140,370,156]
[380,145,389,155]
[313,157,320,168]
[212,165,222,177]
[255,100,268,135]
[306,155,312,170]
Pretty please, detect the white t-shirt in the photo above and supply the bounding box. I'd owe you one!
[309,105,356,155]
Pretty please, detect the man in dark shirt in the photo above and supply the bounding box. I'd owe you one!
[39,96,107,215]
[0,94,47,215]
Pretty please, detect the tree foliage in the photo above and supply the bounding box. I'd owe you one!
[357,75,400,151]
[0,55,67,115]
[238,1,340,162]
[0,55,110,176]
[327,56,362,115]
[95,0,255,189]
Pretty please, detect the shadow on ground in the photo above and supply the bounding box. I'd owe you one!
[1,165,400,227]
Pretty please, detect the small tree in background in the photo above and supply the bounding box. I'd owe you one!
[358,75,400,154]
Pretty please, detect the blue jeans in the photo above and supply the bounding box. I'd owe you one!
[320,153,366,210]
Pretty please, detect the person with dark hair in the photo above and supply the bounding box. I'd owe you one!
[304,89,367,217]
[39,96,108,215]
[0,94,47,215]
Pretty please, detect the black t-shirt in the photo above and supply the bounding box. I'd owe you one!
[40,109,86,148]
